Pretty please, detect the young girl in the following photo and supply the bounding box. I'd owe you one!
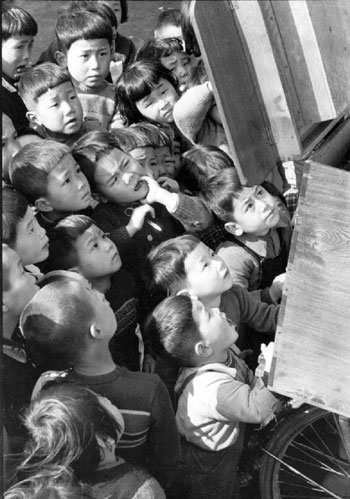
[17,382,166,499]
[116,60,181,128]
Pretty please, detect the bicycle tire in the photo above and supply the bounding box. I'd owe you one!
[259,405,350,499]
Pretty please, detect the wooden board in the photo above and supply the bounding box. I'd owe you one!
[269,162,350,418]
[191,0,280,185]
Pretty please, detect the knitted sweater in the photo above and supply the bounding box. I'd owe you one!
[175,348,281,451]
[75,80,118,131]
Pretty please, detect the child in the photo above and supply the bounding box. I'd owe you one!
[147,293,282,499]
[116,60,180,128]
[17,382,166,499]
[55,9,119,130]
[43,214,143,371]
[2,113,21,183]
[9,141,93,231]
[201,167,292,304]
[2,245,40,457]
[136,37,192,92]
[112,122,173,179]
[72,130,212,284]
[147,234,279,332]
[36,0,135,82]
[19,63,99,146]
[1,4,37,135]
[20,271,180,494]
[2,186,49,270]
[154,8,183,42]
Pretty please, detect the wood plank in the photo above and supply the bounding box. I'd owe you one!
[191,0,279,185]
[269,161,350,418]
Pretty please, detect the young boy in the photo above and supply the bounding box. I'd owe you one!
[2,244,40,453]
[18,63,99,146]
[9,140,93,231]
[201,167,292,304]
[147,234,280,337]
[55,9,119,131]
[1,4,37,135]
[20,271,180,494]
[147,293,281,499]
[42,214,143,371]
[136,37,192,92]
[2,186,49,271]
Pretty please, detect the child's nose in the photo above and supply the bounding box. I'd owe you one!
[121,172,135,185]
[90,55,100,69]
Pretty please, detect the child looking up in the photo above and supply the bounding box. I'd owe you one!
[1,4,37,135]
[43,215,143,372]
[9,141,93,231]
[2,245,40,456]
[19,63,99,146]
[20,272,180,494]
[201,167,292,304]
[136,37,192,92]
[55,9,119,130]
[2,186,49,270]
[18,383,166,499]
[147,293,281,499]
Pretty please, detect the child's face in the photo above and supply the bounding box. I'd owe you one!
[94,148,149,205]
[74,224,122,280]
[43,154,92,212]
[101,1,122,26]
[230,186,280,237]
[65,39,111,88]
[136,78,179,125]
[183,243,233,299]
[129,146,158,179]
[13,207,49,266]
[2,114,20,178]
[31,82,83,135]
[3,248,39,317]
[155,145,177,179]
[161,51,192,91]
[191,297,238,351]
[2,35,34,80]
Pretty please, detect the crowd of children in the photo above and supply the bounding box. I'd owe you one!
[2,1,298,498]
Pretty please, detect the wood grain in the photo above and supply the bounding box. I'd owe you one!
[269,161,350,417]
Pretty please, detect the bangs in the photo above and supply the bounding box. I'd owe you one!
[2,7,38,40]
[125,71,160,103]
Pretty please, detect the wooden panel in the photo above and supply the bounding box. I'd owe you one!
[264,0,350,126]
[191,0,279,185]
[269,162,350,418]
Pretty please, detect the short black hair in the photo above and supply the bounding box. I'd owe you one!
[2,186,29,248]
[136,37,184,63]
[2,4,37,41]
[55,10,113,54]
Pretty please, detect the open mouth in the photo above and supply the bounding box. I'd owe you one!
[134,179,148,193]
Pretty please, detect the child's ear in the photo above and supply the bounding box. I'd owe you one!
[55,51,67,68]
[224,222,243,237]
[194,341,213,358]
[35,198,54,213]
[26,111,42,127]
[89,323,105,340]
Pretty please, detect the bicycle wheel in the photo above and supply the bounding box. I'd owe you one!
[259,405,350,499]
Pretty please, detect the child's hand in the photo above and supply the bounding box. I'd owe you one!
[126,204,155,237]
[158,177,180,193]
[269,272,286,303]
[255,341,275,377]
[140,176,165,205]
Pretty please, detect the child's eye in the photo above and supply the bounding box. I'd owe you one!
[76,166,81,173]
[100,51,107,57]
[92,242,99,249]
[246,202,254,210]
[29,41,34,49]
[102,233,109,239]
[70,95,77,100]
[16,45,24,50]
[50,103,58,108]
[63,177,71,185]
